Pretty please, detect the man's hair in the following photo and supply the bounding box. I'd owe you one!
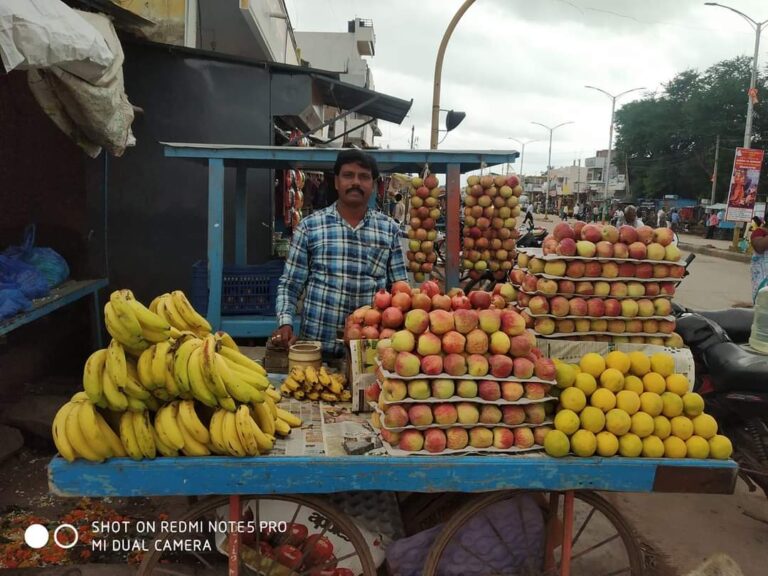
[334,149,379,180]
[754,216,763,226]
[395,193,402,201]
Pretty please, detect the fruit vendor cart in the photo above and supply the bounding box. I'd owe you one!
[159,144,519,337]
[49,449,737,575]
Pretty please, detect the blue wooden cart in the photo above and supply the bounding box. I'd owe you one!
[160,144,519,338]
[48,452,737,576]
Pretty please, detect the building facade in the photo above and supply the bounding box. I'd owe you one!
[585,149,627,199]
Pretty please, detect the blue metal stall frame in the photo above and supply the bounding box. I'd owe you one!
[161,144,519,337]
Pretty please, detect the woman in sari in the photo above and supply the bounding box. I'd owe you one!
[750,217,768,302]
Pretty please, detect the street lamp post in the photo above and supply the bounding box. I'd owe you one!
[508,138,538,178]
[704,3,767,149]
[584,85,645,206]
[531,122,573,220]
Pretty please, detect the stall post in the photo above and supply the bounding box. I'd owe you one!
[235,167,248,266]
[208,158,225,330]
[445,163,461,289]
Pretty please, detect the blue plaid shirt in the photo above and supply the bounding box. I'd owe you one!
[276,203,408,355]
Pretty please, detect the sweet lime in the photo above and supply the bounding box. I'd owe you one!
[590,388,616,412]
[618,433,643,457]
[579,353,606,378]
[554,409,581,435]
[605,351,631,374]
[650,352,675,378]
[708,435,733,460]
[628,351,651,377]
[571,429,597,457]
[605,409,632,436]
[580,406,606,433]
[596,431,619,457]
[642,435,665,458]
[544,429,570,457]
[560,387,587,412]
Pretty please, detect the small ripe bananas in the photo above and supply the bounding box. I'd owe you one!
[280,365,348,402]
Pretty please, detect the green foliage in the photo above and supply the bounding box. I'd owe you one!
[614,56,767,202]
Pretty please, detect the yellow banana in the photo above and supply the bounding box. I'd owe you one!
[126,396,148,412]
[161,293,194,331]
[283,376,300,392]
[252,401,276,437]
[224,358,270,390]
[136,347,157,390]
[274,417,291,436]
[187,347,219,407]
[71,391,89,403]
[171,290,213,333]
[106,339,128,388]
[264,395,278,419]
[280,383,292,396]
[248,412,274,452]
[340,390,352,402]
[119,411,144,460]
[123,373,151,400]
[76,401,113,458]
[169,326,183,339]
[307,391,320,401]
[126,298,170,332]
[132,411,156,459]
[177,400,210,445]
[151,341,171,388]
[82,349,108,404]
[173,337,203,395]
[155,404,184,450]
[222,410,246,457]
[66,403,105,461]
[293,389,306,400]
[201,335,228,397]
[178,421,210,456]
[216,354,258,403]
[304,366,319,386]
[102,366,129,412]
[120,288,135,300]
[95,412,127,457]
[265,386,282,403]
[321,391,340,402]
[208,409,229,455]
[217,345,267,377]
[328,379,344,396]
[276,407,302,428]
[319,367,331,386]
[215,331,239,351]
[148,295,162,314]
[218,396,237,412]
[109,291,144,339]
[104,303,145,348]
[152,387,171,401]
[235,405,260,456]
[143,395,160,412]
[141,328,172,343]
[164,353,180,397]
[289,366,305,383]
[51,402,78,462]
[152,426,178,457]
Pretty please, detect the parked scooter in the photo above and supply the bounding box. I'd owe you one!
[517,221,547,248]
[674,304,768,497]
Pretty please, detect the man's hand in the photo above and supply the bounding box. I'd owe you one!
[270,324,297,350]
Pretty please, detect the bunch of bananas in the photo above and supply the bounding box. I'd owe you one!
[281,365,350,402]
[104,289,211,353]
[52,394,302,462]
[83,332,280,412]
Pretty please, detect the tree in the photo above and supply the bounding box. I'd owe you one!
[614,56,767,203]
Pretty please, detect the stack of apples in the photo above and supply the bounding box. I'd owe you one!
[509,221,687,345]
[343,280,518,342]
[461,173,524,282]
[405,173,442,283]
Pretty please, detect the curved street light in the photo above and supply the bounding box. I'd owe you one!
[507,138,538,177]
[531,121,574,219]
[584,85,645,203]
[430,0,477,149]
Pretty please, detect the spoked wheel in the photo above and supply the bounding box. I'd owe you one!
[422,491,644,576]
[137,494,377,576]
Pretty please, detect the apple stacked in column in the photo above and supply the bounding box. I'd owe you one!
[461,174,524,282]
[510,221,686,346]
[405,173,442,283]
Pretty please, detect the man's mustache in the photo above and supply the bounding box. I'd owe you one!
[346,187,363,194]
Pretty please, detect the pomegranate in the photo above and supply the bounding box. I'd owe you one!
[373,289,391,310]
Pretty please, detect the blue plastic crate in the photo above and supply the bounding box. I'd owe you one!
[191,260,285,316]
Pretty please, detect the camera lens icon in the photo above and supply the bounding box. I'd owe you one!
[24,523,79,549]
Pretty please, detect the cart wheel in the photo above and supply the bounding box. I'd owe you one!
[137,494,378,576]
[422,490,644,576]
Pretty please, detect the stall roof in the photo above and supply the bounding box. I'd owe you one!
[161,143,520,173]
[307,73,411,125]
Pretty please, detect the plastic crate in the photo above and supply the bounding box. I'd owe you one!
[191,260,285,316]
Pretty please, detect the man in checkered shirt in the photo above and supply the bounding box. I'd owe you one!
[272,150,408,356]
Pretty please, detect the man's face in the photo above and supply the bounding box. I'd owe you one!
[335,162,374,208]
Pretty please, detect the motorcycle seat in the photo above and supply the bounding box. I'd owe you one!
[704,341,768,393]
[695,309,754,344]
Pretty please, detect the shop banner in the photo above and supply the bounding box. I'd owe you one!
[725,147,764,222]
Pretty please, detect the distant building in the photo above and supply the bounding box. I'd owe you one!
[585,149,626,199]
[295,19,379,147]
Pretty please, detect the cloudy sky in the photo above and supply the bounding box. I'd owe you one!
[284,0,767,176]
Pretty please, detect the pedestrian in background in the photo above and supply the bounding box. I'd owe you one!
[574,202,581,220]
[393,193,405,224]
[592,204,599,222]
[705,211,719,239]
[749,217,768,302]
[657,207,667,228]
[670,209,680,232]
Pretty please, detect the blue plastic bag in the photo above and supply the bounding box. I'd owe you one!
[3,225,69,289]
[0,282,32,321]
[0,254,49,299]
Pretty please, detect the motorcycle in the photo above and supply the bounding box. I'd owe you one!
[516,221,547,248]
[674,304,768,497]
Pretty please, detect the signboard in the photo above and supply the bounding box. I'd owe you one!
[725,147,764,222]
